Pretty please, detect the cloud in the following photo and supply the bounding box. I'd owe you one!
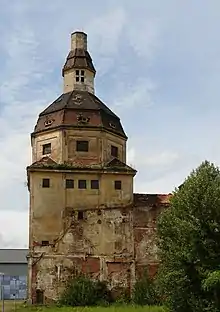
[126,18,160,61]
[1,0,220,248]
[113,78,156,112]
[87,7,127,75]
[0,211,28,248]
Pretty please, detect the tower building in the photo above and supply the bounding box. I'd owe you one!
[27,31,170,304]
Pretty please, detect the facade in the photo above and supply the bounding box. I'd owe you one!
[27,31,170,304]
[0,249,28,300]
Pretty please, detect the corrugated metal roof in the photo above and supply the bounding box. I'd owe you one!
[0,249,28,264]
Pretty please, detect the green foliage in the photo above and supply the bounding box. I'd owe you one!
[157,161,220,311]
[59,275,111,307]
[132,270,158,306]
[202,270,220,291]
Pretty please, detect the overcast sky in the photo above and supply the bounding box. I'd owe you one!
[1,0,220,248]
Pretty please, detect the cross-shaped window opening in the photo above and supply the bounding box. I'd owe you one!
[76,70,85,83]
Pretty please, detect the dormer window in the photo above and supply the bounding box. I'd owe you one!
[76,70,85,83]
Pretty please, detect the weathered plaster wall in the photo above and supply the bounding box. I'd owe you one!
[32,128,126,166]
[28,192,168,303]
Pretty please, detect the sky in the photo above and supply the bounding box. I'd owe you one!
[1,0,220,248]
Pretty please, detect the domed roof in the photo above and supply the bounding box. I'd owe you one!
[32,90,127,139]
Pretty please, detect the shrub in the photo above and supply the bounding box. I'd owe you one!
[132,269,158,305]
[59,275,111,306]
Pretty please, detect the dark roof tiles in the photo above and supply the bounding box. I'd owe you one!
[33,91,127,138]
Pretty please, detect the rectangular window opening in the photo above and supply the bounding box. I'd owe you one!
[78,211,84,220]
[41,240,49,246]
[76,140,89,152]
[76,70,80,75]
[111,145,118,158]
[81,76,84,83]
[66,179,74,189]
[114,180,122,190]
[91,180,99,189]
[78,180,87,189]
[76,76,80,82]
[42,178,50,188]
[42,143,51,155]
[81,70,85,76]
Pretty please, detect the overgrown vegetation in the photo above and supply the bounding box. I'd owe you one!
[59,275,111,306]
[59,272,160,308]
[157,160,220,312]
[132,270,159,306]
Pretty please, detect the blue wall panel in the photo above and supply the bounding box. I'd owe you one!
[0,275,27,300]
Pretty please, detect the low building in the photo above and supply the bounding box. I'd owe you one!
[0,249,28,300]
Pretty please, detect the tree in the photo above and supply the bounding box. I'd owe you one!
[157,161,220,312]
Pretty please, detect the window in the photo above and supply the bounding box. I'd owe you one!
[114,180,122,190]
[76,140,89,152]
[111,145,118,158]
[42,143,51,155]
[42,178,50,188]
[41,240,49,246]
[75,70,85,83]
[66,179,74,189]
[91,180,99,189]
[78,211,84,220]
[78,180,87,189]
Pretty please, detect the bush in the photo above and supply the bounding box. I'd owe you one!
[59,275,111,306]
[132,269,158,305]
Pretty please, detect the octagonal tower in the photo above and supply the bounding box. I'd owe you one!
[27,31,136,304]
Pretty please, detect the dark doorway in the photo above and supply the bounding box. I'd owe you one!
[36,289,44,304]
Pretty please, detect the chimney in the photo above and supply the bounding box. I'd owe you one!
[71,31,87,51]
[63,31,96,94]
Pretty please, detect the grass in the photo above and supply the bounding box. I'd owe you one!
[17,307,167,312]
[1,301,168,312]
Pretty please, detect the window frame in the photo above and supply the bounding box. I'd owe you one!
[111,145,118,158]
[91,180,99,189]
[65,179,74,189]
[42,178,50,188]
[42,143,51,155]
[76,140,89,152]
[78,180,87,189]
[75,70,85,83]
[114,180,122,190]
